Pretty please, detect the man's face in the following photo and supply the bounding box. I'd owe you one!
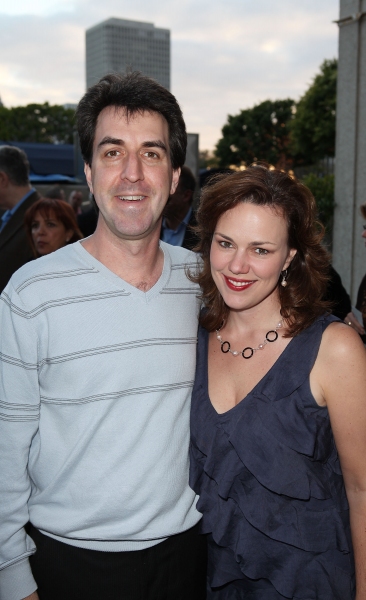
[85,107,180,241]
[0,170,9,210]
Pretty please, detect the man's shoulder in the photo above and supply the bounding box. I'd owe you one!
[6,243,94,299]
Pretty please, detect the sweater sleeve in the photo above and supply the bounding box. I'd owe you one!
[0,282,40,599]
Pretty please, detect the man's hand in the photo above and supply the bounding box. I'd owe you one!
[344,311,365,335]
[22,592,39,600]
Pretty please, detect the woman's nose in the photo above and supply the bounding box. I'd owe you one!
[228,252,250,275]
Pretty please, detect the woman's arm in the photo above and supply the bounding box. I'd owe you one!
[314,322,366,599]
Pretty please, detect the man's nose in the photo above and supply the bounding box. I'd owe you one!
[120,153,144,182]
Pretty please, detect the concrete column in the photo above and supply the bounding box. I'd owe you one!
[333,0,366,301]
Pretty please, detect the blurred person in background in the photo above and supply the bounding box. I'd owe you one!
[0,145,39,292]
[344,203,366,339]
[45,184,84,216]
[24,197,83,257]
[77,192,99,237]
[44,185,66,201]
[160,166,199,250]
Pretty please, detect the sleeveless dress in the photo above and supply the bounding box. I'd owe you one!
[190,314,355,599]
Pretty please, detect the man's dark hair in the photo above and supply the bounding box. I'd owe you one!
[0,145,30,186]
[76,72,187,170]
[179,166,196,194]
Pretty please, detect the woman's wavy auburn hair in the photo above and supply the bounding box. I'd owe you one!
[25,197,83,256]
[190,164,331,337]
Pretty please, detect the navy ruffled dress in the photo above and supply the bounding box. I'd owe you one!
[190,314,355,599]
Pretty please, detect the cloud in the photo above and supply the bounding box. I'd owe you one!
[0,0,338,149]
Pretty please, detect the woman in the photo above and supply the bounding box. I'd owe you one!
[25,197,83,257]
[189,165,366,599]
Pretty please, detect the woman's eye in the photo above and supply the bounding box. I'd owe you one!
[255,248,268,255]
[219,240,232,249]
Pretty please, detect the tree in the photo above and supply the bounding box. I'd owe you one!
[199,150,219,170]
[0,103,75,144]
[290,59,337,165]
[214,99,295,169]
[301,173,335,241]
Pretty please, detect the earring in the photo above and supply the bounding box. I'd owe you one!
[281,269,288,287]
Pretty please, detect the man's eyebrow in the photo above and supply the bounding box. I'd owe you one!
[97,137,123,149]
[96,137,168,154]
[141,140,167,153]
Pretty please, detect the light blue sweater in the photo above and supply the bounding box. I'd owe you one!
[0,241,202,600]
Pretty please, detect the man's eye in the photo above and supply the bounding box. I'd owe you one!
[143,151,159,159]
[106,150,119,157]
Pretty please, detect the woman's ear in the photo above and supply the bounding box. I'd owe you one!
[284,248,297,270]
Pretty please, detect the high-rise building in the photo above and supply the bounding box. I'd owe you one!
[86,18,170,90]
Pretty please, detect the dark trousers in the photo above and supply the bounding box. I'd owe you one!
[29,524,207,600]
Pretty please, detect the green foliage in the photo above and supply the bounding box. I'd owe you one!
[0,103,75,144]
[214,99,295,169]
[199,150,219,169]
[301,173,335,236]
[290,59,337,165]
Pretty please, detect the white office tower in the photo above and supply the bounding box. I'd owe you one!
[86,18,170,90]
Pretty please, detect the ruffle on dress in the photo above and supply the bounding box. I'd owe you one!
[190,315,355,599]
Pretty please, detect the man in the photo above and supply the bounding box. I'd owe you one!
[0,73,206,600]
[160,165,199,250]
[0,145,39,291]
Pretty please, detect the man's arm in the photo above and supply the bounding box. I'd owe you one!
[0,283,40,599]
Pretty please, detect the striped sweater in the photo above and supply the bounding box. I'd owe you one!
[0,240,202,600]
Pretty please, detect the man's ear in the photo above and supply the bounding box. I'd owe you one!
[170,168,180,195]
[84,163,93,195]
[0,170,9,189]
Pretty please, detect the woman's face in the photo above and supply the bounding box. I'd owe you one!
[210,202,296,313]
[31,210,73,256]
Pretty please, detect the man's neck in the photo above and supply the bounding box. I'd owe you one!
[81,221,164,291]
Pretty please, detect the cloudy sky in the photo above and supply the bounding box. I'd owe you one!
[0,0,339,150]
